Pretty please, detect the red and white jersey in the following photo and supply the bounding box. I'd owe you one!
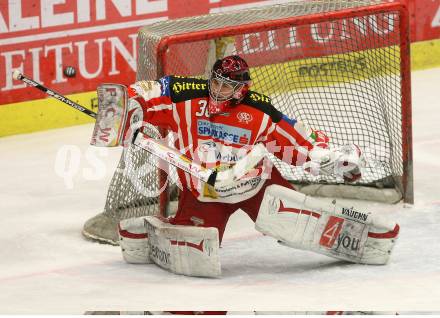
[129,76,328,203]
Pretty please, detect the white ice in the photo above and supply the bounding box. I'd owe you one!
[0,68,440,314]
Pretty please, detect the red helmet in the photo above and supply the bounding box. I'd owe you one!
[208,55,251,115]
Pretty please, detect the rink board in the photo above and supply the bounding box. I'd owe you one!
[0,39,439,138]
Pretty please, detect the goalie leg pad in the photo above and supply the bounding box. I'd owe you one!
[255,185,399,265]
[119,217,152,264]
[145,216,221,277]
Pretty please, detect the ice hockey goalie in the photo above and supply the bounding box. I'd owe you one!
[93,55,399,277]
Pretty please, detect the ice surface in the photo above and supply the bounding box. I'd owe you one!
[0,68,439,314]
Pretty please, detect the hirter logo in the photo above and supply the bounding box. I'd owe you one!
[320,216,344,248]
[237,112,253,124]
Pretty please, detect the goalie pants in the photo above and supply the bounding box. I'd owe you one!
[169,167,294,243]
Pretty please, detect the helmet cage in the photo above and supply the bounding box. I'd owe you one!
[209,70,247,103]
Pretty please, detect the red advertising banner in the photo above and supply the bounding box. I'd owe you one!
[235,13,400,67]
[1,0,439,107]
[163,10,400,78]
[412,0,440,42]
[0,0,267,105]
[403,0,440,42]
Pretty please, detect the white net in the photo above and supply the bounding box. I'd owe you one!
[82,0,412,244]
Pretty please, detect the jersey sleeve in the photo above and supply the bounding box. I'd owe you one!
[127,76,177,130]
[264,114,329,167]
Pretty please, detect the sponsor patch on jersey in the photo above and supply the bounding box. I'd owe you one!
[197,120,251,145]
[197,140,218,152]
[237,111,253,124]
[169,77,209,102]
[196,139,249,165]
[206,176,262,199]
[247,92,271,104]
[172,80,208,94]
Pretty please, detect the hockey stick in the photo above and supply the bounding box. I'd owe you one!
[14,70,269,187]
[12,70,97,119]
[133,130,268,188]
[133,131,216,186]
[12,70,125,147]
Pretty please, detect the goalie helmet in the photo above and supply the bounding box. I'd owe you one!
[208,55,251,115]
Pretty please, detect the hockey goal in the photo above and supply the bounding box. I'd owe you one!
[82,0,412,245]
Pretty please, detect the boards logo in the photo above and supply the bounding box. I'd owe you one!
[237,111,253,124]
[298,57,367,77]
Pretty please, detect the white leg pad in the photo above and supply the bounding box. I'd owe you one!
[119,217,151,264]
[256,185,399,265]
[145,216,221,277]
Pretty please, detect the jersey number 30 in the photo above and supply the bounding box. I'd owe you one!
[196,100,209,117]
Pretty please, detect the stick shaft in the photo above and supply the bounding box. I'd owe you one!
[15,71,97,119]
[133,131,216,185]
[133,131,267,188]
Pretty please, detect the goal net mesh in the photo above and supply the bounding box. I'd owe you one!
[86,0,411,243]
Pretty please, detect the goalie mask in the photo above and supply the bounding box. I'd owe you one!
[208,55,251,115]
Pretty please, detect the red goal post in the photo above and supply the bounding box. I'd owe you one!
[82,0,413,245]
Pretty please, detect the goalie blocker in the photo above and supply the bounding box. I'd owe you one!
[90,83,136,147]
[119,184,398,277]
